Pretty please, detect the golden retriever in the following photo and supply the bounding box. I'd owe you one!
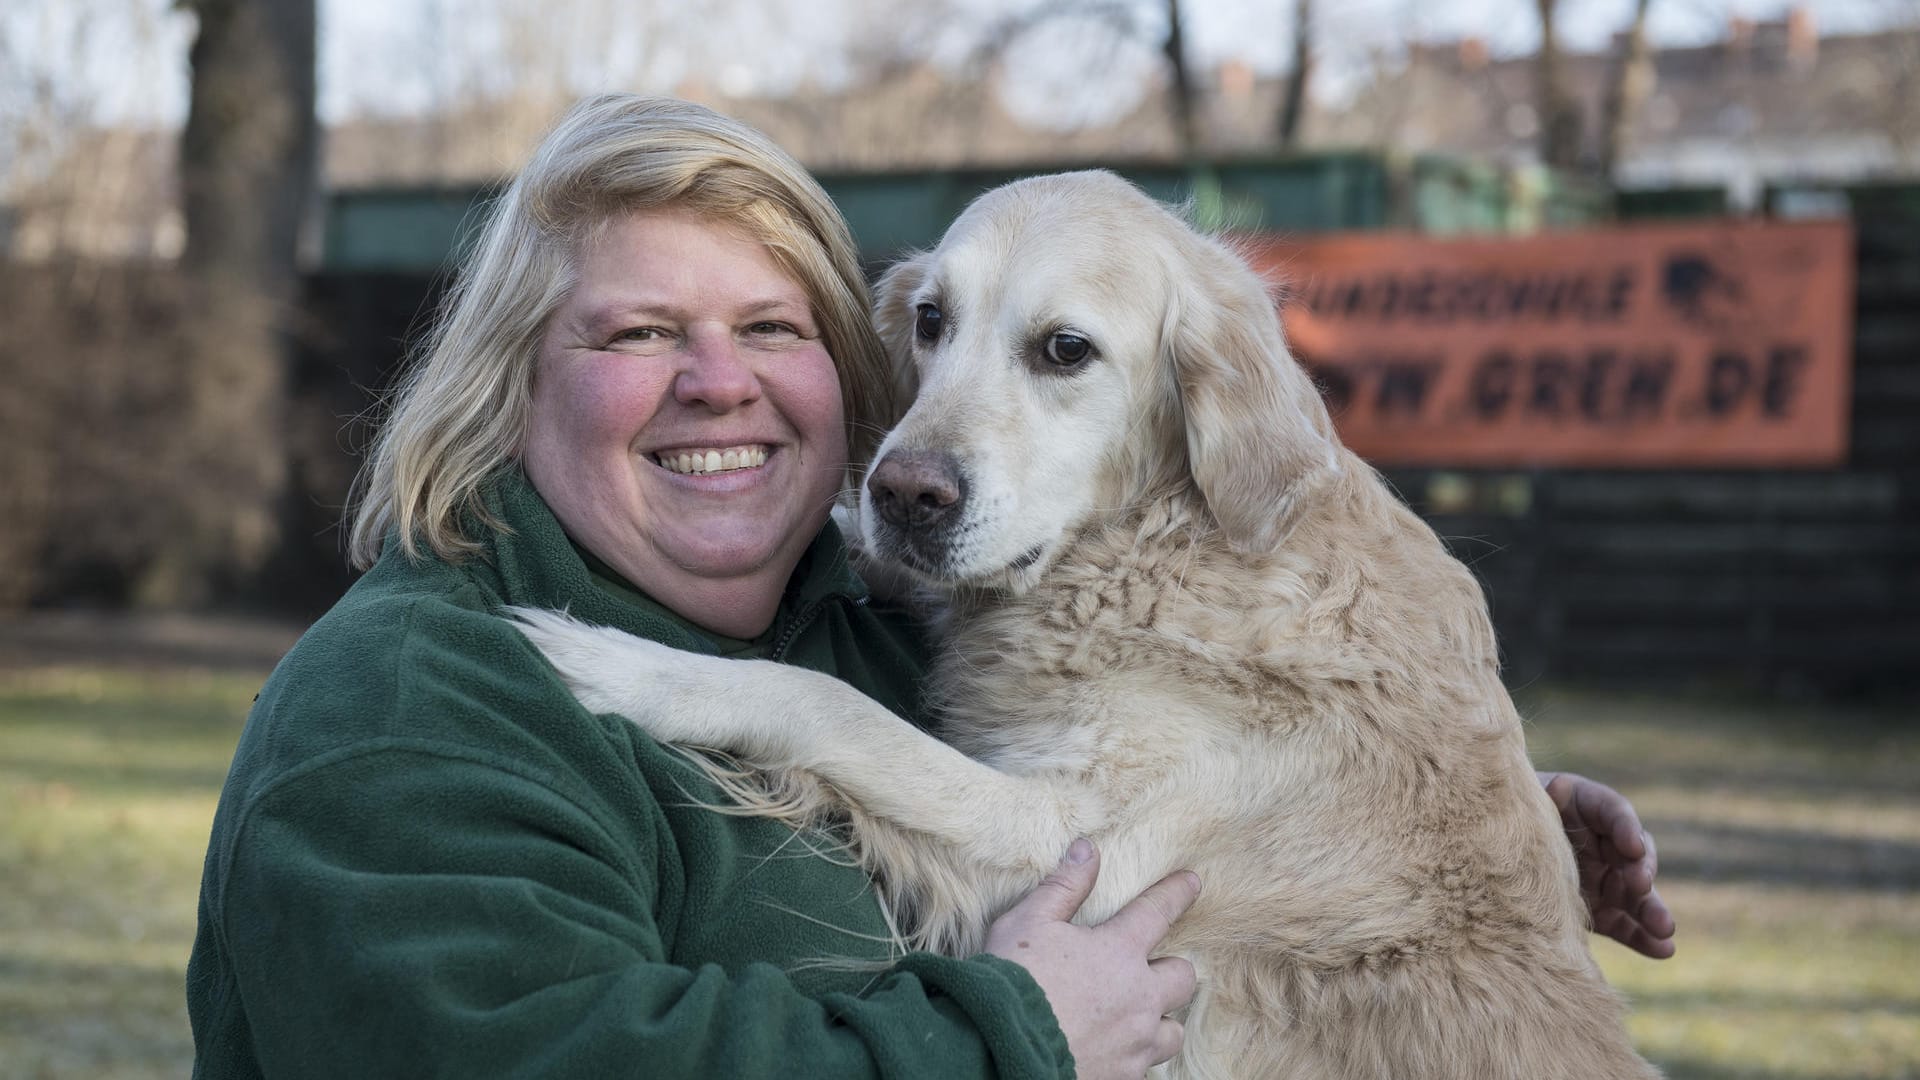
[515,171,1657,1079]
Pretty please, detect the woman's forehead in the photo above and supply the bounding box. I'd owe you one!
[556,210,815,327]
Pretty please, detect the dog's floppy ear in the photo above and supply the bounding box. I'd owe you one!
[1163,234,1339,554]
[872,252,932,409]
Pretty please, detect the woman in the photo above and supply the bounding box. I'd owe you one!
[187,94,1670,1080]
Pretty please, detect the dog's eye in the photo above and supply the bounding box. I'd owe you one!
[1044,332,1094,368]
[914,304,944,342]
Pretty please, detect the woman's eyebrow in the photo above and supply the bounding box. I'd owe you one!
[574,294,672,329]
[578,293,811,328]
[738,296,814,320]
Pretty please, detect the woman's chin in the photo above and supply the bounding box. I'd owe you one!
[655,521,819,586]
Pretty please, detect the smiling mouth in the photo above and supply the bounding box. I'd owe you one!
[650,444,769,476]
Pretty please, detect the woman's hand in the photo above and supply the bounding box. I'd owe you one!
[1541,771,1677,959]
[986,840,1200,1079]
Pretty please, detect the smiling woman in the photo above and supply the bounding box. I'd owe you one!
[522,208,848,638]
[184,93,1204,1080]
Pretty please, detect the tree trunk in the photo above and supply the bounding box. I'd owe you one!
[1277,0,1313,147]
[1163,0,1198,159]
[1534,0,1582,169]
[180,0,316,287]
[1599,0,1655,181]
[165,0,317,605]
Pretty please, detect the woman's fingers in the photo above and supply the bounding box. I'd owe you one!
[1593,902,1678,959]
[1544,771,1677,958]
[1576,778,1650,861]
[1148,954,1198,1016]
[1011,838,1101,925]
[1151,1017,1186,1066]
[984,848,1203,1079]
[1104,869,1202,951]
[1630,829,1661,894]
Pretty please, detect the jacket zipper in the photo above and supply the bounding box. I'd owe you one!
[770,595,841,661]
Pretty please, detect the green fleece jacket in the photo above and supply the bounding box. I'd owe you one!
[186,469,1072,1079]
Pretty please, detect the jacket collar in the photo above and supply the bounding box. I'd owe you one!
[470,466,867,656]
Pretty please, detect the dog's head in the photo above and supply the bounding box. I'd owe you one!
[861,171,1339,590]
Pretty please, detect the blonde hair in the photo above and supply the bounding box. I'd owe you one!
[347,94,895,569]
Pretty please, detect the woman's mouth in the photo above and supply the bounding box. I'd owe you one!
[650,444,770,476]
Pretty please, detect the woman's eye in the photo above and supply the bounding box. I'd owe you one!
[914,303,943,341]
[1045,331,1093,367]
[612,327,662,344]
[748,321,794,337]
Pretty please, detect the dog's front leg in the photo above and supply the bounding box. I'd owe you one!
[511,609,1085,875]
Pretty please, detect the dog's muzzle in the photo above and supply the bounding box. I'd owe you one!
[867,450,968,566]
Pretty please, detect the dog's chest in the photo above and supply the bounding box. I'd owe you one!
[955,551,1180,685]
[930,537,1287,773]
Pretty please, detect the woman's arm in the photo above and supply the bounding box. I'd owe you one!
[198,744,1074,1080]
[189,592,1077,1080]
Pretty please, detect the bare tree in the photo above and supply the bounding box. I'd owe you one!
[1277,0,1313,148]
[179,0,315,283]
[1848,0,1920,159]
[1534,0,1582,168]
[1161,0,1198,158]
[1598,0,1655,180]
[941,1,1198,159]
[0,3,186,261]
[163,0,318,604]
[0,3,202,609]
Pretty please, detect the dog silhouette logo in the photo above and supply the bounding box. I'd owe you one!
[1661,253,1748,328]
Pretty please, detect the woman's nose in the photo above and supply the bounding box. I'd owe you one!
[674,328,760,411]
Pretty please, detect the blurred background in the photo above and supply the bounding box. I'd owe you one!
[1,0,1915,1076]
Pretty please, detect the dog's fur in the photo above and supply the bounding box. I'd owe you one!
[515,172,1657,1079]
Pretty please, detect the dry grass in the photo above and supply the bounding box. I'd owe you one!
[0,638,1915,1078]
[1523,686,1920,1080]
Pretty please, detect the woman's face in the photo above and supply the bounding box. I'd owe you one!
[522,207,847,635]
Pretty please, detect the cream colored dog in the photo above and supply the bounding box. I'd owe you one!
[515,172,1657,1079]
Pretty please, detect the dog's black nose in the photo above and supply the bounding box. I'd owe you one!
[868,451,966,534]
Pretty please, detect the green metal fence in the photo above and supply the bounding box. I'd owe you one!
[322,153,1611,272]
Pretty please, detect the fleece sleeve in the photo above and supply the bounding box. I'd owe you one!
[197,740,1071,1080]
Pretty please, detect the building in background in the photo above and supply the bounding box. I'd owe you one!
[1330,13,1920,209]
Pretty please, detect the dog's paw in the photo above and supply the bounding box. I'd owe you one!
[505,607,688,723]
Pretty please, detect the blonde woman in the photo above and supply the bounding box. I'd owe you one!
[187,94,1670,1080]
[187,94,1197,1080]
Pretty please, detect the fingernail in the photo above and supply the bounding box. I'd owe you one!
[1065,838,1093,864]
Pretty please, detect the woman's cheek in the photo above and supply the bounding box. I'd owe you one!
[785,345,847,463]
[571,361,671,444]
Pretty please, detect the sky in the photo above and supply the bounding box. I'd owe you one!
[1,0,1909,131]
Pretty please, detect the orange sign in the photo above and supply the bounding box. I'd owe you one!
[1245,221,1855,467]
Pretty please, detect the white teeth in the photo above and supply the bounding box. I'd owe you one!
[654,444,770,475]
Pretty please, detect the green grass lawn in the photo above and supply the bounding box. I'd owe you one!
[0,657,1915,1078]
[0,666,258,1079]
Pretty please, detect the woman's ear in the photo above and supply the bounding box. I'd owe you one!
[1164,235,1340,554]
[872,252,932,410]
